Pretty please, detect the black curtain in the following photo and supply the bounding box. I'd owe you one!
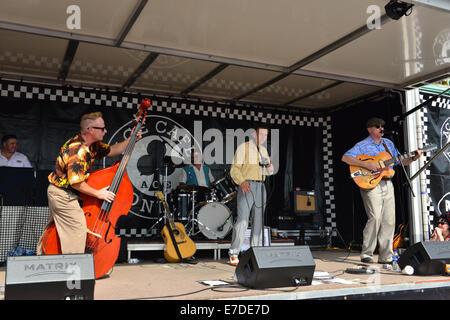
[331,95,407,247]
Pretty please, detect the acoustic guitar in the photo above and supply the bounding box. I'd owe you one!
[155,191,197,263]
[349,145,436,190]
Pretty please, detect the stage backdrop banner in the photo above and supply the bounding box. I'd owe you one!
[0,80,336,239]
[419,92,450,237]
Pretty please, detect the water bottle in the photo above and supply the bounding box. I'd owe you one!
[392,249,400,272]
[128,258,139,264]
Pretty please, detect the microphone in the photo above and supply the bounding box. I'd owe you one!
[382,129,398,136]
[259,157,270,167]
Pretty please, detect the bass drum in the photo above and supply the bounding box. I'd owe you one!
[197,202,233,240]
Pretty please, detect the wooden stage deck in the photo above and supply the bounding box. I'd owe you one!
[1,246,449,303]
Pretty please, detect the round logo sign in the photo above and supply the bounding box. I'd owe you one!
[441,117,450,162]
[104,115,201,220]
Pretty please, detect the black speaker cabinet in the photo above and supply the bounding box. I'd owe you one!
[235,246,316,289]
[398,241,450,275]
[5,254,95,300]
[294,190,317,214]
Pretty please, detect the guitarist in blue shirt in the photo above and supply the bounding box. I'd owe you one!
[342,117,422,264]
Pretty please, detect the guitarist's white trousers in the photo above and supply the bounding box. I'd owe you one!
[359,180,395,262]
[228,181,266,257]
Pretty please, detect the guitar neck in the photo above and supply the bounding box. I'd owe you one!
[383,144,436,167]
[156,191,176,229]
[384,151,415,166]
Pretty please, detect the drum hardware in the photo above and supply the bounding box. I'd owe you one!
[211,175,237,204]
[144,157,184,237]
[149,169,236,240]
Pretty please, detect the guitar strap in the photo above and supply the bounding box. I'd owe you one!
[165,222,185,262]
[382,140,393,157]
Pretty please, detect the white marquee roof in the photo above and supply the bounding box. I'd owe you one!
[0,0,449,111]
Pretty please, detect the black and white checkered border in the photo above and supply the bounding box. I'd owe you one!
[0,79,336,237]
[322,116,336,234]
[419,92,450,238]
[1,80,323,126]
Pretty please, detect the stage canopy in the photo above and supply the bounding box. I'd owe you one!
[0,0,449,112]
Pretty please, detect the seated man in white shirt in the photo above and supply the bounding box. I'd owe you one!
[0,134,32,168]
[180,151,214,188]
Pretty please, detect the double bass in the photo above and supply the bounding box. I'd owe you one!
[40,99,151,279]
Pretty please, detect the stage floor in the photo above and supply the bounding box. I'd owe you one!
[1,248,449,301]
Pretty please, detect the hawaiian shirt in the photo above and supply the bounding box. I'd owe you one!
[48,134,111,189]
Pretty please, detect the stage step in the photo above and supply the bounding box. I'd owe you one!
[126,239,295,262]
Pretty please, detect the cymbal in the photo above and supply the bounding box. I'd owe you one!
[178,184,211,193]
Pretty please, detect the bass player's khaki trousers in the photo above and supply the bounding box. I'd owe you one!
[37,184,87,254]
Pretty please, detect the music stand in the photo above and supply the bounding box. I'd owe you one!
[0,167,35,206]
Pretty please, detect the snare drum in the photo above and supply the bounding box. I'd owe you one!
[197,202,233,239]
[212,176,237,203]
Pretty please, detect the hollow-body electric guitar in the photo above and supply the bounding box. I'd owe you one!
[155,191,196,262]
[349,145,436,190]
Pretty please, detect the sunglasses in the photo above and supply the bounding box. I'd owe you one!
[375,125,384,129]
[90,126,106,131]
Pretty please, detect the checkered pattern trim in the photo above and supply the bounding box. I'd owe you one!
[0,206,49,262]
[0,79,336,237]
[117,228,156,238]
[322,116,336,234]
[419,91,450,238]
[0,80,325,125]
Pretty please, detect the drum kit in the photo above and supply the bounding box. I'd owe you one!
[151,157,238,240]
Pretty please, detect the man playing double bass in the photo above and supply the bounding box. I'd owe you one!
[37,112,142,255]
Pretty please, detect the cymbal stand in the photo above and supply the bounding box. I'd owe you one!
[145,167,169,236]
[186,190,200,236]
[150,165,170,233]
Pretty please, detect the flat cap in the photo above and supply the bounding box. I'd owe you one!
[366,117,385,128]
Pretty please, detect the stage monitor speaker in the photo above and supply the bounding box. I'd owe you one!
[294,190,317,214]
[5,254,95,300]
[235,246,316,289]
[398,241,450,275]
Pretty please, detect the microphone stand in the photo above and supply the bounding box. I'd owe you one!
[260,161,266,248]
[396,87,450,123]
[389,130,416,197]
[398,152,415,197]
[409,140,450,182]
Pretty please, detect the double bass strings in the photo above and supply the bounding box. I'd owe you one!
[86,120,143,253]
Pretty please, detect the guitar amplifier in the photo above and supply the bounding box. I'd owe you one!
[294,190,317,215]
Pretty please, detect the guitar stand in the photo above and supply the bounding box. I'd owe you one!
[145,200,167,237]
